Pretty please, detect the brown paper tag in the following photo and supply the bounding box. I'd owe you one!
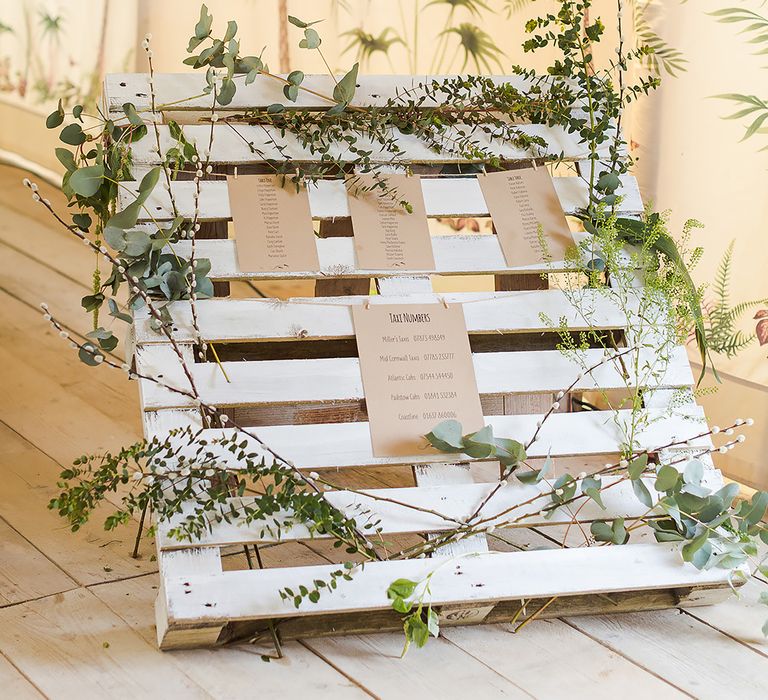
[227,175,320,273]
[352,303,484,457]
[346,173,436,271]
[478,167,574,266]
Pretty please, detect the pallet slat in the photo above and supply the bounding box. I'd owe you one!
[161,543,738,624]
[133,290,627,345]
[106,73,542,112]
[135,344,693,411]
[145,408,711,471]
[122,173,643,221]
[157,476,659,550]
[143,230,610,280]
[130,122,602,166]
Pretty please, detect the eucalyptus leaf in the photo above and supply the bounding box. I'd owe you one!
[300,28,321,49]
[287,70,305,85]
[81,293,105,312]
[78,343,103,367]
[108,298,133,324]
[122,102,144,127]
[217,78,236,105]
[123,230,152,257]
[462,425,496,459]
[654,464,680,492]
[46,99,64,128]
[333,63,359,105]
[69,165,104,198]
[107,167,161,230]
[55,148,77,173]
[627,453,648,480]
[681,531,709,563]
[424,420,464,452]
[194,4,213,39]
[581,475,605,508]
[632,478,654,508]
[60,123,86,146]
[683,459,704,486]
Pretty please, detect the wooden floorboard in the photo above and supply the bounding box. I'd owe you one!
[0,517,77,607]
[1,164,767,698]
[0,653,45,700]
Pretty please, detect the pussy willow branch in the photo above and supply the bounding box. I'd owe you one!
[465,344,639,524]
[389,431,750,563]
[26,184,382,561]
[42,306,382,560]
[144,41,178,220]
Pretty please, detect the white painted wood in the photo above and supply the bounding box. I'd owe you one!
[133,289,627,345]
[122,172,643,221]
[105,73,543,113]
[155,546,225,649]
[135,343,694,411]
[162,543,739,624]
[145,407,712,471]
[143,229,598,280]
[156,476,660,550]
[129,122,600,167]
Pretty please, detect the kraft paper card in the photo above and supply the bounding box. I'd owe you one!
[346,174,436,270]
[227,175,320,273]
[478,167,574,266]
[352,303,484,457]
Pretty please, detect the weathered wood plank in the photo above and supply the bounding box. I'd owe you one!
[91,575,371,697]
[0,588,211,697]
[105,73,539,112]
[145,407,711,470]
[135,344,693,411]
[567,609,768,699]
[122,172,643,220]
[133,289,627,345]
[156,477,659,550]
[441,620,688,698]
[148,231,594,280]
[0,654,44,700]
[0,518,76,606]
[129,122,596,166]
[162,543,736,624]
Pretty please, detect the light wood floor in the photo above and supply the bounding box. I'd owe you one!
[1,165,767,699]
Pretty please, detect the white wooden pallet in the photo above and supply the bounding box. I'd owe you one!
[105,73,734,650]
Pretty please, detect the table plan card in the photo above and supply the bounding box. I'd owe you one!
[346,173,436,270]
[352,303,484,457]
[478,167,574,267]
[227,174,320,273]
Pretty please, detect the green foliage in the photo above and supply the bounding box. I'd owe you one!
[710,7,768,56]
[386,576,440,655]
[705,241,768,358]
[516,0,660,217]
[425,419,527,470]
[609,212,715,383]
